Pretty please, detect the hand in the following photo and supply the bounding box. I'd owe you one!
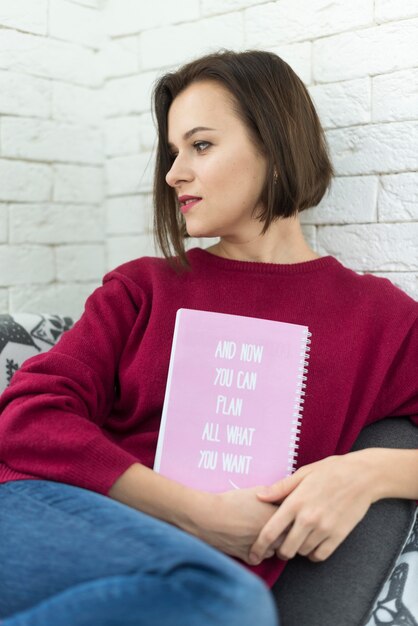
[248,450,378,565]
[193,486,279,565]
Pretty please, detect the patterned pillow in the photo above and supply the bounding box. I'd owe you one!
[0,313,74,395]
[366,508,418,625]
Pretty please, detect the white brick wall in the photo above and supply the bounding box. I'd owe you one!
[49,0,106,49]
[0,30,103,86]
[0,0,48,35]
[139,13,245,69]
[246,0,374,46]
[0,1,417,321]
[0,0,105,318]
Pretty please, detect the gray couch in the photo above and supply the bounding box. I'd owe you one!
[1,313,417,626]
[273,418,418,625]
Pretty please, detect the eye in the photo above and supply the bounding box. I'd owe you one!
[193,140,211,152]
[168,141,211,161]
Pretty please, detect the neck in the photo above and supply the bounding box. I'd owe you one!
[204,216,319,264]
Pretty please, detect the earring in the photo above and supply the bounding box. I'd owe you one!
[273,169,278,184]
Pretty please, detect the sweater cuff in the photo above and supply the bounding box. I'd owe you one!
[64,438,142,496]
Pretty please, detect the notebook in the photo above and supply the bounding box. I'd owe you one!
[154,308,311,492]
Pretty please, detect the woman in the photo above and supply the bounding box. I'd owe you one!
[0,49,417,625]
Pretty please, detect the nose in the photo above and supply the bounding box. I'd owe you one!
[165,152,194,188]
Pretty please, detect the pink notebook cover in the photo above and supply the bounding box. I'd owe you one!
[154,308,310,492]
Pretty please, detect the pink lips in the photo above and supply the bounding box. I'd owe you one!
[178,195,202,214]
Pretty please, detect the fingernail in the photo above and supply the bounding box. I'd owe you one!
[249,553,261,565]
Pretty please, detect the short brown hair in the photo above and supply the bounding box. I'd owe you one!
[151,49,334,271]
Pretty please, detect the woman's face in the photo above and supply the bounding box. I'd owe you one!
[165,80,269,241]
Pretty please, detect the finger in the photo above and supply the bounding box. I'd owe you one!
[257,462,318,499]
[307,536,340,562]
[256,472,304,503]
[307,525,351,562]
[249,512,294,564]
[297,526,332,557]
[245,548,275,566]
[275,518,326,561]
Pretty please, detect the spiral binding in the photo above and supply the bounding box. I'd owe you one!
[287,329,311,474]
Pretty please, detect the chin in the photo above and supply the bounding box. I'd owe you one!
[185,224,221,239]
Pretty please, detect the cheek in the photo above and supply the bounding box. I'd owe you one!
[201,159,243,203]
[202,151,265,205]
[219,157,253,194]
[229,162,263,201]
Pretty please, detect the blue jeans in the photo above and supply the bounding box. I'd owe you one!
[0,480,279,626]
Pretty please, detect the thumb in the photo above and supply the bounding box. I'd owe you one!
[256,472,302,502]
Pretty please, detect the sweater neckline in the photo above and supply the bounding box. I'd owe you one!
[188,247,338,275]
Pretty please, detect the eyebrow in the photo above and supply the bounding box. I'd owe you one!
[167,126,217,149]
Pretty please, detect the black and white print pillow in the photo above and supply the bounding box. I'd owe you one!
[0,313,74,395]
[366,508,418,625]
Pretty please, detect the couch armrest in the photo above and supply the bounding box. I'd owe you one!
[271,418,418,626]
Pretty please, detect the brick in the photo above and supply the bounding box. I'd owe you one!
[378,173,418,222]
[70,0,100,7]
[309,78,370,129]
[49,0,105,50]
[143,193,154,230]
[245,0,373,48]
[106,152,155,195]
[0,70,51,118]
[202,0,266,15]
[0,289,8,312]
[0,159,52,202]
[53,164,104,203]
[9,204,104,244]
[301,225,316,251]
[56,244,106,281]
[327,121,418,176]
[372,272,418,301]
[195,237,219,251]
[138,112,157,151]
[317,223,418,271]
[184,237,206,253]
[267,42,312,86]
[313,18,418,83]
[52,82,104,126]
[106,195,151,235]
[0,0,48,35]
[10,281,99,320]
[107,233,159,270]
[301,176,378,225]
[0,204,7,242]
[372,68,418,122]
[104,0,199,37]
[1,118,103,164]
[0,30,102,87]
[375,0,418,23]
[99,35,140,79]
[140,13,244,70]
[104,70,160,116]
[105,116,141,156]
[0,244,54,286]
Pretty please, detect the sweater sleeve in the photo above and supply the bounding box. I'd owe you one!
[0,272,144,494]
[370,315,418,427]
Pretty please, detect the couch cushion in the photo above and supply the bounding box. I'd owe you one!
[0,313,74,394]
[272,418,418,626]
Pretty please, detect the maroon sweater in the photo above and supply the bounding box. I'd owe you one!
[0,247,417,587]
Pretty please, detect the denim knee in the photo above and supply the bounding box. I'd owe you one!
[168,557,279,626]
[226,567,279,626]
